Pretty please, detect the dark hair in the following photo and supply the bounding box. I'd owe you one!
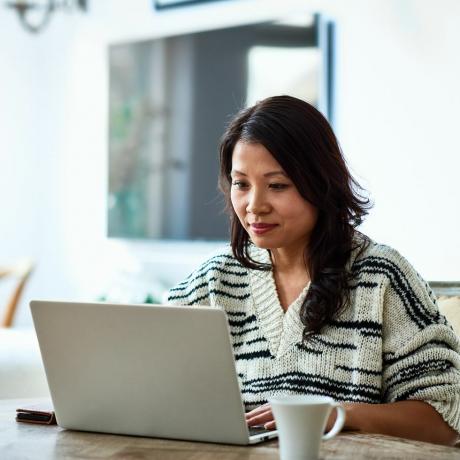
[218,95,371,341]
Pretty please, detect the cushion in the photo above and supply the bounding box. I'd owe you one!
[438,296,460,337]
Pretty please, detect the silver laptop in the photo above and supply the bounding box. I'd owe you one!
[30,300,277,445]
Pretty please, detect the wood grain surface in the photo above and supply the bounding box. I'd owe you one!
[1,399,459,459]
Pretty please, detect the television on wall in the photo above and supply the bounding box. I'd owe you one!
[108,13,335,241]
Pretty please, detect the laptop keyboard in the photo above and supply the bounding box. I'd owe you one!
[249,425,271,436]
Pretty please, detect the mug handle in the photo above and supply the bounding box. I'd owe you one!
[322,402,346,440]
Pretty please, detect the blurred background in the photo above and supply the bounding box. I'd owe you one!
[1,0,459,328]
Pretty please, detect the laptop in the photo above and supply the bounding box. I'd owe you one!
[30,300,278,445]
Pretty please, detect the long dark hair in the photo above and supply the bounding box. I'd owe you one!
[218,95,371,341]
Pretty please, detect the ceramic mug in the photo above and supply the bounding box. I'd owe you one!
[269,395,346,460]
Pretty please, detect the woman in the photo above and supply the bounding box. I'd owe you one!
[168,95,460,444]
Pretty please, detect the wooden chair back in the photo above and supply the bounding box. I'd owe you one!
[0,260,34,328]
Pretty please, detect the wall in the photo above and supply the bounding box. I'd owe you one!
[333,0,460,277]
[0,10,82,323]
[0,0,459,326]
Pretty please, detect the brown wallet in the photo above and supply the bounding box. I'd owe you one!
[16,402,57,425]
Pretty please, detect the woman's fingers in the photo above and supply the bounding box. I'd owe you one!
[245,403,270,419]
[247,410,273,426]
[246,404,275,427]
[264,420,276,430]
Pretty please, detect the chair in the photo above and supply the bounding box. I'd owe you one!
[0,260,34,328]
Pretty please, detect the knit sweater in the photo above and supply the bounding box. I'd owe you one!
[167,238,460,433]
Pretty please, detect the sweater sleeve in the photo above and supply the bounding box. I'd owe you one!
[166,248,237,306]
[166,259,213,306]
[380,249,460,433]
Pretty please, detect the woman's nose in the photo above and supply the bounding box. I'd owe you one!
[246,190,270,215]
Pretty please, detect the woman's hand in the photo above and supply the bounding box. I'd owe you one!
[245,403,340,431]
[245,403,276,430]
[246,400,458,445]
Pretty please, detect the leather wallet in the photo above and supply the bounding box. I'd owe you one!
[16,402,57,425]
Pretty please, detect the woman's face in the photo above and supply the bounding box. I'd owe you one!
[230,141,318,253]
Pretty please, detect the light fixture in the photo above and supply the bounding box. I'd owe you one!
[6,0,87,34]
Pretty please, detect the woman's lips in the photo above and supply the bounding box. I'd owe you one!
[250,223,278,235]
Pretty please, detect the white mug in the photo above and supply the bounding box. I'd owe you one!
[269,395,346,460]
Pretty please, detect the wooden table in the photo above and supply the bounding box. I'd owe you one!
[1,399,459,459]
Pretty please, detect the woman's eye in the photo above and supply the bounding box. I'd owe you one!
[231,181,289,190]
[270,183,289,190]
[232,181,248,189]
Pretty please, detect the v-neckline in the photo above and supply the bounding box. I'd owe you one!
[248,245,310,358]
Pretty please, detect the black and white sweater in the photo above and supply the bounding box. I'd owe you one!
[167,239,460,433]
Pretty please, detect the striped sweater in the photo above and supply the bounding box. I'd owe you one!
[167,238,460,433]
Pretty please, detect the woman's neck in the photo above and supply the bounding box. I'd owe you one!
[270,247,309,277]
[269,247,311,310]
